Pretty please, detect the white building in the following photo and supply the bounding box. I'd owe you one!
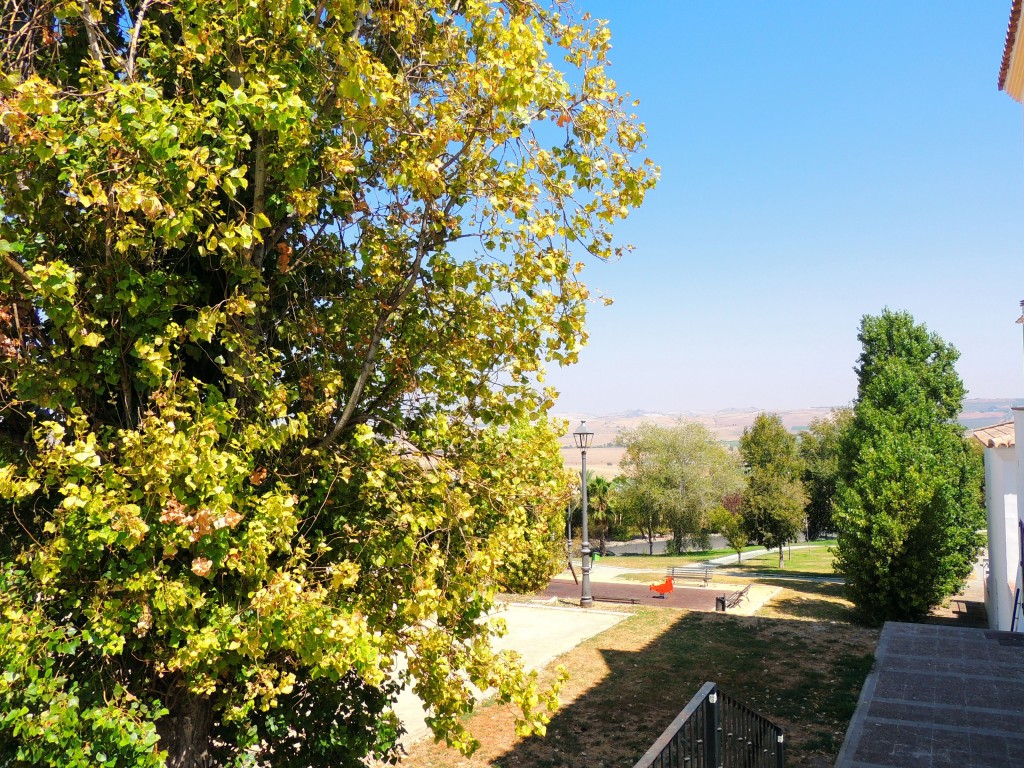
[974,415,1024,631]
[983,1,1024,632]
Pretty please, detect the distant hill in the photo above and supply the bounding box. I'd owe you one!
[957,397,1024,430]
[556,398,1024,478]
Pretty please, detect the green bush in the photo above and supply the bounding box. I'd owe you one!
[834,311,984,623]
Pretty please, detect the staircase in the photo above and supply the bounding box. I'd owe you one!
[632,681,784,768]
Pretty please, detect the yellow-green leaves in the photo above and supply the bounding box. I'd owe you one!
[1,0,652,763]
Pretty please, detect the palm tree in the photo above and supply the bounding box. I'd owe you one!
[587,473,612,555]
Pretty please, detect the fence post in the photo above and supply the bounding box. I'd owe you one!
[705,687,721,768]
[776,728,785,768]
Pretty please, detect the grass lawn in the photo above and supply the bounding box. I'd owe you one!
[399,580,877,768]
[604,545,764,570]
[612,542,838,584]
[731,543,837,578]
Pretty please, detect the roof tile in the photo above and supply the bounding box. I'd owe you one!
[971,421,1016,449]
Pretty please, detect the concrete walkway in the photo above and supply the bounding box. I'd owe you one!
[560,544,841,586]
[392,602,626,747]
[835,622,1024,767]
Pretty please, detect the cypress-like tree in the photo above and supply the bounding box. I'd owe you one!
[834,310,984,623]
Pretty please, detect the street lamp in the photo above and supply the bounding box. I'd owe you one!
[1017,300,1024,378]
[573,420,594,608]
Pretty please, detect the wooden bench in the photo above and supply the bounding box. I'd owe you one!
[724,584,751,609]
[595,595,641,605]
[666,565,713,587]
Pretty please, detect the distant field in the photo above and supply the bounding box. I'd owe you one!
[555,399,1024,475]
[560,445,624,477]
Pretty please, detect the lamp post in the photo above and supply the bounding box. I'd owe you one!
[573,421,594,608]
[1017,300,1024,378]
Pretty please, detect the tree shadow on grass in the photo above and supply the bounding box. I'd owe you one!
[487,610,877,768]
[730,567,838,581]
[753,579,860,624]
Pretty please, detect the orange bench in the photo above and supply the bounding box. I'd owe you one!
[649,576,674,598]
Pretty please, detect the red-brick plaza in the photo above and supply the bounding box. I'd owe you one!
[542,577,722,611]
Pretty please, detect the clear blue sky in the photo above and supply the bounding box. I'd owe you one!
[547,1,1024,414]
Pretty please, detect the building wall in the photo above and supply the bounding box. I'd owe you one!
[1011,408,1024,630]
[985,444,1019,630]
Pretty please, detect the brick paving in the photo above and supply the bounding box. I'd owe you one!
[835,623,1024,768]
[542,577,721,610]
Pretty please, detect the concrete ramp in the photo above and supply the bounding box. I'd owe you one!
[393,602,626,747]
[836,622,1024,767]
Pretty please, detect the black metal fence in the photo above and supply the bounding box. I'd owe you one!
[631,681,785,768]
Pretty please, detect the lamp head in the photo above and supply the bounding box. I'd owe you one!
[572,421,594,450]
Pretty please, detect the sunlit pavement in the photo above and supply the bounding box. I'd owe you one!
[392,602,626,748]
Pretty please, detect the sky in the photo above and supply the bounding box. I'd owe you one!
[545,1,1024,415]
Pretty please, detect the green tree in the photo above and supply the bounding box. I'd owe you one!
[709,492,749,563]
[799,408,852,540]
[739,413,807,568]
[586,473,613,555]
[0,2,655,766]
[618,422,742,554]
[613,474,662,556]
[606,473,632,540]
[566,471,612,554]
[834,310,984,623]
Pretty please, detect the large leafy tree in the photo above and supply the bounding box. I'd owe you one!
[617,422,742,554]
[739,413,807,568]
[0,2,655,766]
[834,310,984,623]
[799,408,852,540]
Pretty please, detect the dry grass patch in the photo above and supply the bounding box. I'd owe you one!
[399,597,877,768]
[757,579,861,624]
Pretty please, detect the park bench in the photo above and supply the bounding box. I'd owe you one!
[665,565,713,587]
[724,584,751,609]
[595,595,640,605]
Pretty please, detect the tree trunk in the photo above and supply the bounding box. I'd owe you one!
[155,690,214,768]
[737,548,742,564]
[778,544,784,569]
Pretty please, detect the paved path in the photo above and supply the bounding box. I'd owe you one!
[562,544,843,586]
[393,602,626,747]
[543,577,721,610]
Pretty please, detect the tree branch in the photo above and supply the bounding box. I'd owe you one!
[11,301,24,360]
[2,251,30,284]
[251,130,268,267]
[80,1,105,63]
[316,206,440,451]
[126,0,158,81]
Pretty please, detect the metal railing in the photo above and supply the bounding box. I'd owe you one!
[632,681,784,768]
